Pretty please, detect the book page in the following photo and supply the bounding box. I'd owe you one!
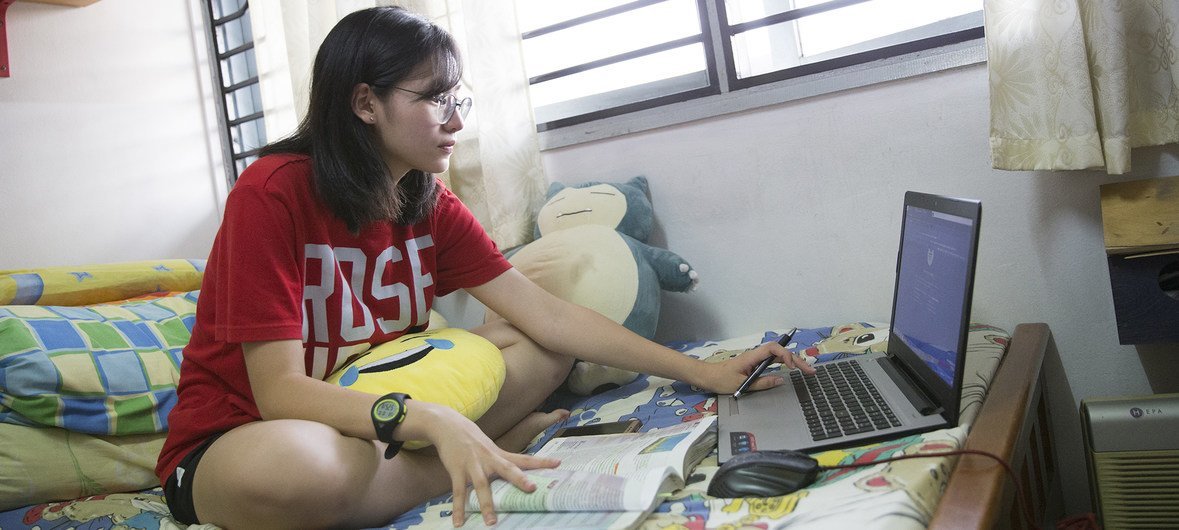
[536,416,717,479]
[461,416,716,524]
[467,467,671,513]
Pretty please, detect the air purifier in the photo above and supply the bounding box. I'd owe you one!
[1081,393,1179,529]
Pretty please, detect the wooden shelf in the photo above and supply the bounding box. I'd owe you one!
[1101,175,1179,256]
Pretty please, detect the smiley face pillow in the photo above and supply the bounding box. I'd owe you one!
[326,328,505,449]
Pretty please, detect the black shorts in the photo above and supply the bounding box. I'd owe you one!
[163,433,224,525]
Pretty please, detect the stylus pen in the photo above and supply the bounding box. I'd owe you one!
[732,327,798,399]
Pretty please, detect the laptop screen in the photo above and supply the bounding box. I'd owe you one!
[892,205,976,386]
[887,192,980,422]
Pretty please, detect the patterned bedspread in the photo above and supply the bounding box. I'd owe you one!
[0,322,1009,530]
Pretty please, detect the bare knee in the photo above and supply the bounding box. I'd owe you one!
[194,421,375,529]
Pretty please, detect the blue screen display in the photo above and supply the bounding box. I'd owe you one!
[892,205,974,386]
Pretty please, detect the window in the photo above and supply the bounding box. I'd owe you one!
[517,0,983,136]
[203,0,266,186]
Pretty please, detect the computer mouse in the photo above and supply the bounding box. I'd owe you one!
[707,450,820,498]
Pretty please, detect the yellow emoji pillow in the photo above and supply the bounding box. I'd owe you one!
[326,328,505,449]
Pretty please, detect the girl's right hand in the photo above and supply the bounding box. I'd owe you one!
[403,401,560,528]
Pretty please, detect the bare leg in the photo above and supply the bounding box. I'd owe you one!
[497,409,569,452]
[471,317,575,440]
[191,411,567,529]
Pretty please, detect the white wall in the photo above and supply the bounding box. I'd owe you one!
[539,64,1179,516]
[0,0,223,269]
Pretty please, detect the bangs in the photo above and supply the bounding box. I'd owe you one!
[417,37,463,95]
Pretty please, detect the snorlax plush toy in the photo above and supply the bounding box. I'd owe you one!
[491,176,699,395]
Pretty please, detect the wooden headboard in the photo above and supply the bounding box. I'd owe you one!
[929,323,1062,529]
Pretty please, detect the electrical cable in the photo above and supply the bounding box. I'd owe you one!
[816,448,1097,530]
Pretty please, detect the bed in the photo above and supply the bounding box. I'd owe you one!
[0,262,1060,529]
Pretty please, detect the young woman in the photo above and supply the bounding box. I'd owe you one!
[156,6,811,529]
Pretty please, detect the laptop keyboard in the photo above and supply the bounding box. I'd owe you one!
[790,361,902,441]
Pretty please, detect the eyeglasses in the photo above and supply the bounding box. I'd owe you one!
[392,87,473,124]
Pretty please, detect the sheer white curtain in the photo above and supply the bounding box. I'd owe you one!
[985,0,1179,174]
[250,0,546,248]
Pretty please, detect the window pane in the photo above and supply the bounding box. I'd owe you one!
[223,49,256,87]
[249,84,263,114]
[522,0,700,78]
[212,0,245,20]
[730,20,799,78]
[234,119,266,153]
[731,0,980,78]
[240,11,254,42]
[234,154,257,176]
[225,117,262,153]
[794,0,979,57]
[723,0,792,25]
[531,44,708,124]
[217,17,247,51]
[247,119,266,151]
[225,84,261,120]
[515,0,636,33]
[225,93,238,120]
[230,124,242,152]
[245,48,258,78]
[218,0,245,16]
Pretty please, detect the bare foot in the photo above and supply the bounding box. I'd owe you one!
[496,409,569,452]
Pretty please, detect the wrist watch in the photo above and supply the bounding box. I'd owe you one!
[371,392,411,459]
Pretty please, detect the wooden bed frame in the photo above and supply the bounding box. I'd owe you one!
[929,323,1063,529]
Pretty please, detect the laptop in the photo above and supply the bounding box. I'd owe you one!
[717,191,982,462]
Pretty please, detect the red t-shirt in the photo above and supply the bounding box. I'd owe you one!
[156,154,511,484]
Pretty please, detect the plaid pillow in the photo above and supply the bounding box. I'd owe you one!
[0,291,197,435]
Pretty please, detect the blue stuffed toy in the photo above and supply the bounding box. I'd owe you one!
[495,176,699,394]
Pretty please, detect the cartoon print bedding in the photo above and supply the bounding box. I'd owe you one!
[0,322,1009,530]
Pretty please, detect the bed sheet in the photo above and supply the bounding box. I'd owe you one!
[0,322,1009,530]
[391,322,1008,530]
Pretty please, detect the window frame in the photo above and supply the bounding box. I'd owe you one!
[522,0,985,149]
[201,0,265,187]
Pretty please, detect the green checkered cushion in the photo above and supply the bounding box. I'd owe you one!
[0,291,197,435]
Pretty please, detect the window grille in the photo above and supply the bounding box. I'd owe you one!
[203,0,266,186]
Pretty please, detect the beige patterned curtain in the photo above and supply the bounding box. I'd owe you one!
[984,0,1179,174]
[250,0,546,248]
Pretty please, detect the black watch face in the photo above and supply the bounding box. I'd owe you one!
[374,398,403,422]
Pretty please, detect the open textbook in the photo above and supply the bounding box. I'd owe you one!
[461,416,717,530]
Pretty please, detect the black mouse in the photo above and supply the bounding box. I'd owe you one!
[707,449,820,498]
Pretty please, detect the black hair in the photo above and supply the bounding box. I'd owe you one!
[261,6,462,231]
